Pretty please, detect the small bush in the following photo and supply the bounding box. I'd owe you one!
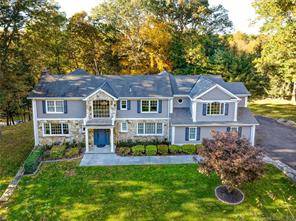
[157,145,168,155]
[117,147,131,156]
[65,147,79,158]
[50,145,66,159]
[24,149,43,174]
[131,145,145,156]
[195,144,203,151]
[182,144,196,154]
[146,145,157,156]
[169,145,182,154]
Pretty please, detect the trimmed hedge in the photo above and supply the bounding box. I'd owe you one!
[146,145,157,156]
[65,147,79,158]
[131,145,145,156]
[117,147,131,156]
[169,145,182,154]
[24,149,43,174]
[157,145,168,155]
[182,144,196,154]
[50,145,66,159]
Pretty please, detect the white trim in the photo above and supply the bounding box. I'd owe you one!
[234,101,238,121]
[46,100,64,114]
[28,97,84,100]
[171,126,175,144]
[171,123,259,127]
[177,98,184,104]
[140,99,159,113]
[188,127,197,141]
[85,128,89,152]
[37,118,83,121]
[119,96,172,99]
[120,100,128,110]
[244,96,248,107]
[83,88,118,101]
[196,99,237,103]
[85,125,114,129]
[32,100,39,146]
[251,125,256,146]
[110,128,114,152]
[169,98,173,114]
[120,122,128,132]
[116,117,169,120]
[194,84,240,100]
[192,101,197,122]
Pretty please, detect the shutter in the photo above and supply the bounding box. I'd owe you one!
[64,100,68,114]
[158,100,162,113]
[42,101,46,113]
[238,127,242,138]
[196,127,200,141]
[127,100,131,110]
[137,100,141,113]
[117,100,121,110]
[227,127,230,132]
[225,103,229,115]
[185,127,189,141]
[202,103,207,116]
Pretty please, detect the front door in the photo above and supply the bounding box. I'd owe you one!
[94,129,110,147]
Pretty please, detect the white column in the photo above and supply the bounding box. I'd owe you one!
[85,128,89,152]
[245,96,248,107]
[234,101,238,121]
[251,125,256,146]
[110,127,114,152]
[171,126,175,144]
[32,100,39,146]
[169,98,173,114]
[192,101,197,122]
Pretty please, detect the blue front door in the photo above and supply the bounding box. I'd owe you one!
[94,129,110,147]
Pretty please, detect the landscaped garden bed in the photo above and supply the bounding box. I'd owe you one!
[116,142,202,156]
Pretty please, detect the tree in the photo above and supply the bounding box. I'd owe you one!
[197,130,264,193]
[253,0,296,102]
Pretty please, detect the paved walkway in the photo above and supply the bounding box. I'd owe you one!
[256,116,296,169]
[80,153,201,166]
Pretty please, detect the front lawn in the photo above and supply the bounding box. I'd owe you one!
[4,161,296,220]
[0,122,34,195]
[249,99,296,122]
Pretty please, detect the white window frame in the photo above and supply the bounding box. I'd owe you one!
[121,122,128,132]
[136,122,163,136]
[120,100,127,110]
[189,127,197,141]
[42,123,70,136]
[46,100,64,113]
[206,102,225,116]
[141,100,158,113]
[92,100,111,118]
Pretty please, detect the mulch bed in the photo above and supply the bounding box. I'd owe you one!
[215,185,244,205]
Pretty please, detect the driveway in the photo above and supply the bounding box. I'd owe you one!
[255,116,296,169]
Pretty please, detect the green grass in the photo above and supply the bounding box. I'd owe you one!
[0,122,34,195]
[249,99,296,122]
[3,161,296,220]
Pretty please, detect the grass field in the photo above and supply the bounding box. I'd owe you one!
[249,99,296,122]
[0,122,34,195]
[3,161,296,220]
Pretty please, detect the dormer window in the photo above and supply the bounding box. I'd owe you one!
[206,102,224,115]
[141,100,158,113]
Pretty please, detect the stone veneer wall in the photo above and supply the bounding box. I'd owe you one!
[114,119,169,143]
[38,120,84,145]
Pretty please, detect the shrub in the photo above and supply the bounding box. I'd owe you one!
[145,145,157,156]
[131,145,145,156]
[195,144,203,151]
[24,149,43,174]
[117,147,131,156]
[169,145,182,154]
[182,144,197,154]
[117,139,169,148]
[50,145,66,159]
[198,130,264,191]
[65,147,79,158]
[157,145,168,155]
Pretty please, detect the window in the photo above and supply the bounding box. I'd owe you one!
[206,102,224,115]
[137,123,163,135]
[46,100,64,113]
[177,98,183,104]
[121,100,127,110]
[189,127,196,140]
[43,123,69,135]
[93,100,110,118]
[141,100,158,113]
[230,127,238,132]
[121,122,128,132]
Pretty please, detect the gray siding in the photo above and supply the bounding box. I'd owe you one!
[200,87,233,100]
[196,102,235,122]
[173,97,191,108]
[116,99,169,118]
[174,126,252,144]
[37,100,86,118]
[238,97,247,107]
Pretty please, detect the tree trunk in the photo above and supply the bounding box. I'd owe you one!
[11,115,15,125]
[6,115,9,126]
[291,82,296,104]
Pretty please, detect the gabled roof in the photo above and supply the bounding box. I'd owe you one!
[28,69,250,99]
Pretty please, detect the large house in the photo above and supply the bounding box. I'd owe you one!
[28,69,258,153]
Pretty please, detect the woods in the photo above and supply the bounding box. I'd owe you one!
[0,0,295,125]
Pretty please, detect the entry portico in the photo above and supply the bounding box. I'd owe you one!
[85,126,114,153]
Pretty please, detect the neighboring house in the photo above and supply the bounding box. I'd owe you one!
[28,69,258,153]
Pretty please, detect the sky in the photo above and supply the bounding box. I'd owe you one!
[56,0,260,34]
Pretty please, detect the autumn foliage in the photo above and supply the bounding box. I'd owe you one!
[198,130,264,190]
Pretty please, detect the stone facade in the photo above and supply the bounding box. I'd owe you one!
[38,119,84,145]
[114,119,169,143]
